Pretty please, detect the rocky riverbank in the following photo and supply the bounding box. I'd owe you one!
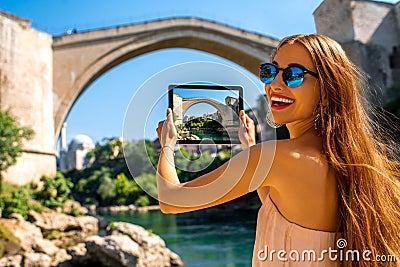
[0,201,183,267]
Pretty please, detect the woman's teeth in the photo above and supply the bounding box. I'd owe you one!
[271,96,294,104]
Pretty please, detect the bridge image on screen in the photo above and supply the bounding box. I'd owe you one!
[172,88,240,143]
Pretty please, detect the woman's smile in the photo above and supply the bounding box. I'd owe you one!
[270,93,295,110]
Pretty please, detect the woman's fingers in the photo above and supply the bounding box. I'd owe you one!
[239,110,254,130]
[155,108,178,147]
[166,108,174,123]
[239,110,247,128]
[245,114,254,128]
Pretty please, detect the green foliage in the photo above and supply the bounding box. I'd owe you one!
[69,206,82,217]
[43,230,62,240]
[96,175,116,206]
[74,167,109,204]
[28,200,45,213]
[0,173,75,219]
[34,173,73,209]
[0,110,34,193]
[115,173,140,205]
[135,195,150,207]
[134,173,157,202]
[1,187,31,219]
[175,146,230,182]
[88,137,124,165]
[124,140,156,177]
[218,147,231,160]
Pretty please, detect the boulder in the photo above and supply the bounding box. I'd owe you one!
[66,243,90,266]
[0,218,43,254]
[28,210,97,233]
[62,200,88,216]
[0,218,71,266]
[51,249,72,266]
[0,253,53,267]
[22,253,52,267]
[83,235,139,267]
[0,213,183,267]
[32,238,59,256]
[28,210,98,247]
[108,222,183,266]
[0,255,22,267]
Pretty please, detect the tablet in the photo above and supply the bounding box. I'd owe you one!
[168,84,244,145]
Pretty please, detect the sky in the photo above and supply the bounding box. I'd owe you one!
[1,0,399,152]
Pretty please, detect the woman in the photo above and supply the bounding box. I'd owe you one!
[156,34,400,266]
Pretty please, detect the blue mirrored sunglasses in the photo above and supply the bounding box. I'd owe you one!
[259,63,318,88]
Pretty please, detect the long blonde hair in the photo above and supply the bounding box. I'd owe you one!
[274,34,400,266]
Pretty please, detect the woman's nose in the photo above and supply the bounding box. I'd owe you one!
[269,72,285,91]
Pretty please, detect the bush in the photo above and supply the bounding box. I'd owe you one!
[135,195,150,207]
[0,110,34,193]
[34,173,73,209]
[2,187,31,219]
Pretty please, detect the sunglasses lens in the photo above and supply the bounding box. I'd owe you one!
[284,67,304,88]
[260,64,277,84]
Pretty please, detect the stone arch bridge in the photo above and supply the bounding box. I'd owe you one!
[174,95,238,129]
[1,13,278,184]
[52,17,278,138]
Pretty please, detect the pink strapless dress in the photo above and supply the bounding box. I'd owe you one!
[252,194,341,266]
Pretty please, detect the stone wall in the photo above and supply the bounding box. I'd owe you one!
[313,0,355,43]
[0,11,56,184]
[314,0,400,97]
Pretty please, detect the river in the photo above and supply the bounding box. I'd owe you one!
[101,208,258,267]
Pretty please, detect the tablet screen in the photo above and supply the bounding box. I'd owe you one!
[168,84,244,145]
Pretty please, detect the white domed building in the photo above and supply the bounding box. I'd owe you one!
[59,131,95,171]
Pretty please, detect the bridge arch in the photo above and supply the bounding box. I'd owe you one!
[52,17,278,142]
[179,98,232,125]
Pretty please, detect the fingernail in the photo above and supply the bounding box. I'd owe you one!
[240,110,245,116]
[167,108,172,114]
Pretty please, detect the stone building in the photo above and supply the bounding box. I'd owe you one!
[59,133,95,171]
[314,0,400,102]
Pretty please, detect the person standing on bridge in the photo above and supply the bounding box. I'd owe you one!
[156,34,400,266]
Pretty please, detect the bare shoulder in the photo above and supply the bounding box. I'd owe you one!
[257,136,339,231]
[259,137,329,188]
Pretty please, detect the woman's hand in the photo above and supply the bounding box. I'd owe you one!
[156,108,178,148]
[238,110,256,150]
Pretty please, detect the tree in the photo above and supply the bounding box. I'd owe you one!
[86,137,124,165]
[115,173,140,205]
[0,110,34,193]
[124,140,156,177]
[96,175,116,206]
